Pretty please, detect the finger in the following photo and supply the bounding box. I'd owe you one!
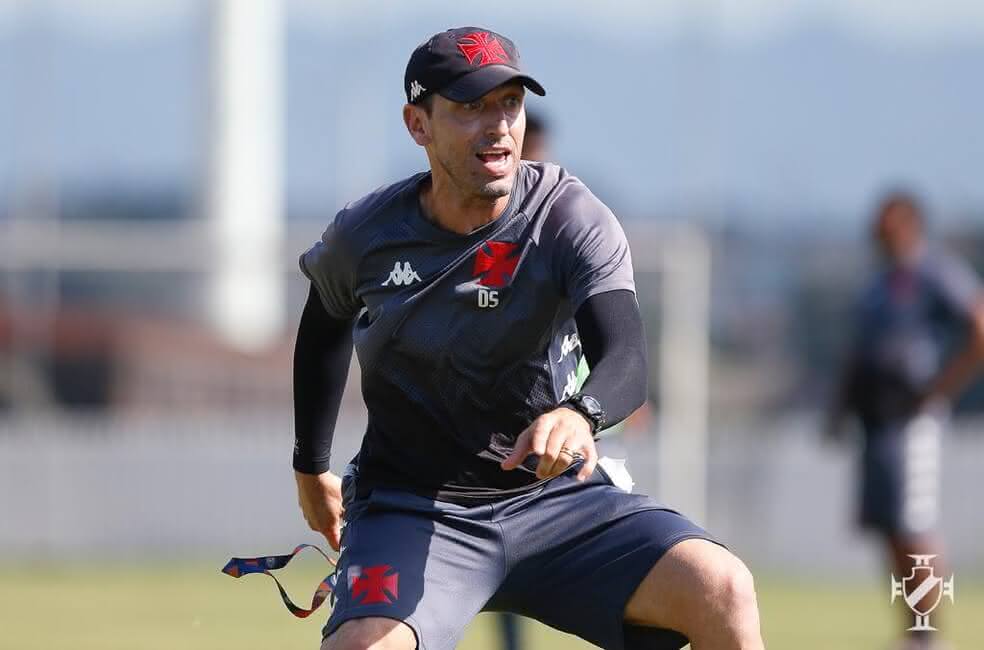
[325,522,341,552]
[532,425,562,478]
[537,428,570,479]
[552,442,582,478]
[302,498,323,525]
[503,418,552,470]
[576,440,598,481]
[527,418,553,457]
[501,428,532,470]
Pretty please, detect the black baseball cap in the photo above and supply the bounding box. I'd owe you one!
[404,27,546,105]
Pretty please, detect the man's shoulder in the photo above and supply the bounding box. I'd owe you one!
[922,247,975,275]
[538,165,618,240]
[523,162,618,239]
[331,172,427,239]
[921,247,982,300]
[521,161,590,202]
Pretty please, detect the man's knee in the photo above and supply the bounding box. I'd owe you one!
[668,541,758,616]
[321,617,417,650]
[708,553,758,616]
[625,539,761,638]
[680,543,761,647]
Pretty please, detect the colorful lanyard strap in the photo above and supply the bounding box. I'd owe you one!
[221,543,337,618]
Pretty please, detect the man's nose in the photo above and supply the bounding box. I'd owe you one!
[485,111,510,138]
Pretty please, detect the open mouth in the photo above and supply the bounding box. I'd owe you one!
[476,149,512,176]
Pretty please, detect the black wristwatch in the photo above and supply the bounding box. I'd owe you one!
[561,393,607,436]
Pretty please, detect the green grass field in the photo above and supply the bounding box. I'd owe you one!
[1,558,981,649]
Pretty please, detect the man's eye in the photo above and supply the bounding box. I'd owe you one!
[504,96,521,108]
[465,101,482,111]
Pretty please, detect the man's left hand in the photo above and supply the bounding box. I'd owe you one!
[501,407,598,481]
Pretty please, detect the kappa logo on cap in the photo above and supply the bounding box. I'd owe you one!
[409,80,426,101]
[457,31,508,67]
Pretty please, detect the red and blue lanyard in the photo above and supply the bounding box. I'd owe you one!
[221,544,336,618]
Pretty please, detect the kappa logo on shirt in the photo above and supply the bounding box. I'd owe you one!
[560,370,578,401]
[382,261,421,287]
[559,333,581,362]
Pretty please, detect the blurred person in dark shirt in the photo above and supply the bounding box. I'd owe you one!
[521,111,548,162]
[827,191,984,650]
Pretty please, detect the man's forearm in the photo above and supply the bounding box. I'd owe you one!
[293,285,355,474]
[924,306,984,405]
[925,345,984,405]
[572,289,649,429]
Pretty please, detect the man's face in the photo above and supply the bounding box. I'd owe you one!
[416,83,526,200]
[875,203,923,263]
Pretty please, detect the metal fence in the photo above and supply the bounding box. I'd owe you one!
[3,412,982,578]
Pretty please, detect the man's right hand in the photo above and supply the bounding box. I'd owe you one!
[295,470,344,551]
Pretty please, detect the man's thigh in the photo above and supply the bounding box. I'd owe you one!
[860,412,944,536]
[321,617,416,650]
[623,538,743,627]
[860,430,906,532]
[488,467,716,650]
[323,488,502,650]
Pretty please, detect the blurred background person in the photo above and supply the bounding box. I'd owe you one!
[520,111,548,162]
[826,191,984,650]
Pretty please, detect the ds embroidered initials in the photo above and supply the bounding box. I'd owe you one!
[477,286,499,308]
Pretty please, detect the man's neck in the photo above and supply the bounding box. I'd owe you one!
[419,173,512,236]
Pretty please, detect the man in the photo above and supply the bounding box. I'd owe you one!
[294,27,764,650]
[827,191,984,649]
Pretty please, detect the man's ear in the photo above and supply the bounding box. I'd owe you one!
[403,104,432,146]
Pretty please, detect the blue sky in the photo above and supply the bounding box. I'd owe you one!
[7,0,984,43]
[2,1,983,228]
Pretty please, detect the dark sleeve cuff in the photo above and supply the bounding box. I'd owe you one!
[292,452,332,475]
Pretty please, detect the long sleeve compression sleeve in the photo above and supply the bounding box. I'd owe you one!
[572,289,649,429]
[292,283,355,474]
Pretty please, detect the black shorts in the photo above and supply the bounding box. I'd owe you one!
[860,411,945,536]
[324,462,718,650]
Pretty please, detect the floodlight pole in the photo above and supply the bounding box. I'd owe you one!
[657,225,711,526]
[206,0,285,350]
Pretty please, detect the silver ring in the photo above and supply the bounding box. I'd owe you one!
[559,447,582,460]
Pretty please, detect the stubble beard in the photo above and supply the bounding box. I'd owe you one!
[475,176,513,199]
[437,152,513,201]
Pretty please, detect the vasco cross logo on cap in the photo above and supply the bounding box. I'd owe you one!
[457,31,508,66]
[891,554,955,631]
[404,26,545,104]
